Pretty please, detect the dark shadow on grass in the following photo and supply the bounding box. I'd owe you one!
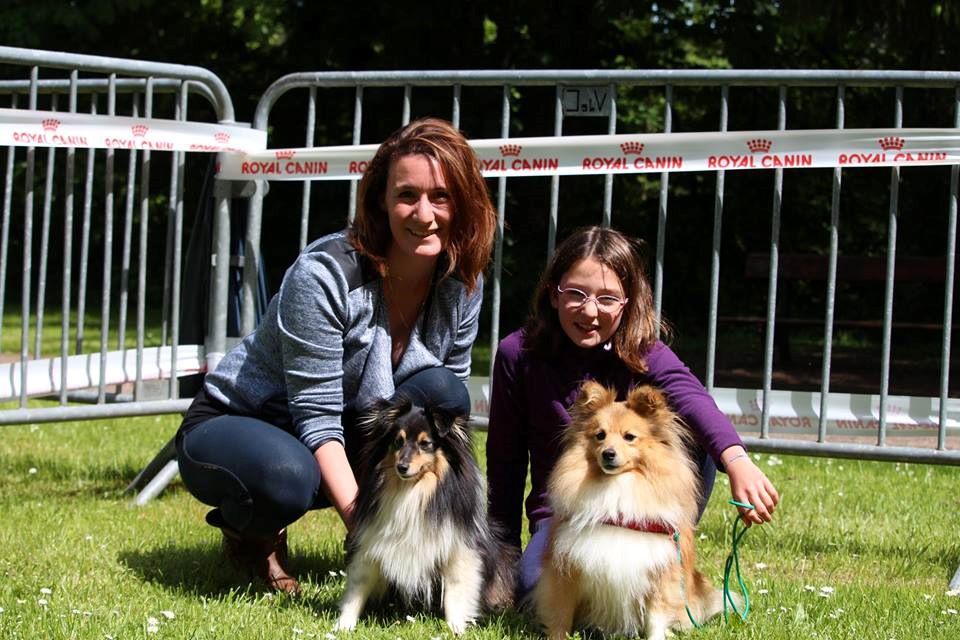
[316,594,537,637]
[118,540,346,599]
[122,542,542,635]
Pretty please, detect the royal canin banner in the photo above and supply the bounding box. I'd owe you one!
[2,108,957,179]
[215,128,960,181]
[0,108,266,153]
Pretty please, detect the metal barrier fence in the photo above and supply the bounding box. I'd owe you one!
[0,46,240,424]
[242,70,958,468]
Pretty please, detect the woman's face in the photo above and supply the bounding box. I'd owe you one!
[550,257,627,349]
[384,153,453,262]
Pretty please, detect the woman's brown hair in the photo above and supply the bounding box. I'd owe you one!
[524,225,669,373]
[349,117,496,293]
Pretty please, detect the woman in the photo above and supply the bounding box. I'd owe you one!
[486,225,779,597]
[176,117,496,594]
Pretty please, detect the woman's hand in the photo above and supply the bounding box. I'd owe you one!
[721,446,780,526]
[314,441,359,532]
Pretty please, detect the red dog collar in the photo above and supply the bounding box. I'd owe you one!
[601,515,677,536]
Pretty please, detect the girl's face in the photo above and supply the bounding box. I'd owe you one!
[550,257,628,349]
[384,153,453,262]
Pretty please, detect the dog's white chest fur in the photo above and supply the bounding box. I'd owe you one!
[553,521,675,632]
[353,482,457,600]
[551,474,679,635]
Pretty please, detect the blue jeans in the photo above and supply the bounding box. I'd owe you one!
[517,451,717,600]
[175,367,470,537]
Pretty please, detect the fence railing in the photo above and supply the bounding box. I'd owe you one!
[0,46,239,424]
[241,69,958,466]
[1,57,958,473]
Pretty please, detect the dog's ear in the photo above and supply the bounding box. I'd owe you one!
[359,396,411,437]
[575,380,615,411]
[626,385,669,417]
[385,396,414,420]
[425,405,468,440]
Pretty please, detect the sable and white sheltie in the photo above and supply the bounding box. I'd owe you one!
[335,396,517,635]
[533,381,725,640]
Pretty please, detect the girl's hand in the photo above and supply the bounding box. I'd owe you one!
[722,446,780,526]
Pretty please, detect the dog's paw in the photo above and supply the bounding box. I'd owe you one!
[333,614,358,632]
[445,617,472,635]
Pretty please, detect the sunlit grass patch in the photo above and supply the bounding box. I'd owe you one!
[1,416,959,639]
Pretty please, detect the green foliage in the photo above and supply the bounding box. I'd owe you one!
[5,1,959,119]
[483,16,499,46]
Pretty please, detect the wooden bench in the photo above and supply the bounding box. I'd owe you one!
[719,252,957,365]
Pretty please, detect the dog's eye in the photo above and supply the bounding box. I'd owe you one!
[419,440,434,452]
[595,430,606,441]
[623,433,637,442]
[393,436,404,449]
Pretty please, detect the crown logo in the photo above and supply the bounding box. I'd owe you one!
[620,141,645,155]
[274,149,296,160]
[41,118,61,132]
[131,124,149,138]
[746,138,772,153]
[214,132,231,143]
[499,144,522,157]
[878,136,904,151]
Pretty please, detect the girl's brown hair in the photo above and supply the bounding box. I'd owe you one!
[524,226,669,373]
[349,117,496,293]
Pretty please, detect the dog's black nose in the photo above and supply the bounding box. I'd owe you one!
[396,462,410,475]
[602,448,617,462]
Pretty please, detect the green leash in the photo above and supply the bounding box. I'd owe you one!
[722,500,753,623]
[677,499,754,629]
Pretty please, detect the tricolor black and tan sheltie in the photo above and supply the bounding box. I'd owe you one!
[533,381,725,640]
[335,396,516,635]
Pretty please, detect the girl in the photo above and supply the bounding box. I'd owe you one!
[486,225,779,596]
[176,118,497,594]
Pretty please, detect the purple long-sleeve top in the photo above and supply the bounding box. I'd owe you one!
[485,328,744,550]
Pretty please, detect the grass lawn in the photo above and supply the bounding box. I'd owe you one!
[1,307,167,361]
[1,410,960,639]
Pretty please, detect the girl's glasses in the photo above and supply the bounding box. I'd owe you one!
[556,285,628,314]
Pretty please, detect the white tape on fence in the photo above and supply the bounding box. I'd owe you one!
[2,107,956,181]
[0,345,205,401]
[0,108,266,153]
[466,377,959,436]
[215,128,960,181]
[712,387,960,436]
